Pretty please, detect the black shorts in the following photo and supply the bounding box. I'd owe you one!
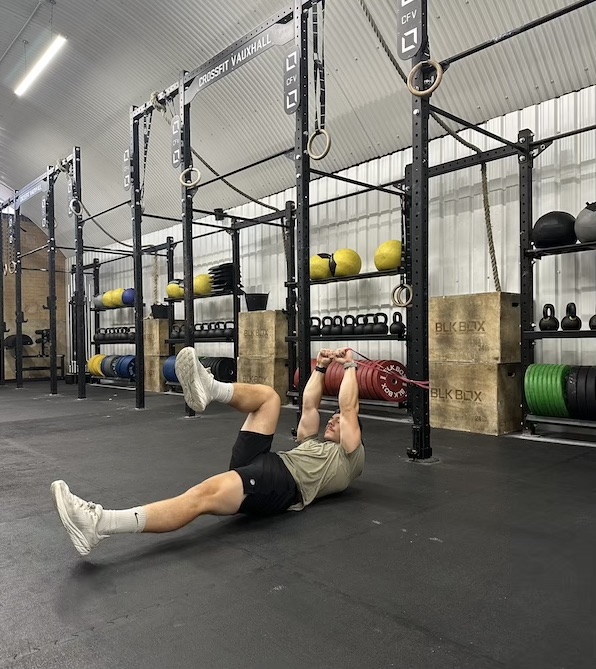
[229,431,301,515]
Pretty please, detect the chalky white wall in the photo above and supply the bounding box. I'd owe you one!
[76,86,596,367]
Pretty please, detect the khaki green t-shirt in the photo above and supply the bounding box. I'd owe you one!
[277,436,365,511]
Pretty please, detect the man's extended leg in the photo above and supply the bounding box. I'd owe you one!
[51,470,246,556]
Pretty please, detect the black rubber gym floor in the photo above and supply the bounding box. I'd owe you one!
[1,382,595,669]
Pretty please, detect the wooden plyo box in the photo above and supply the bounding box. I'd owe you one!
[143,318,170,357]
[238,310,288,358]
[429,362,522,436]
[144,355,169,393]
[237,356,289,403]
[429,292,521,364]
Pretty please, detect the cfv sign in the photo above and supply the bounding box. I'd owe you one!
[397,0,423,61]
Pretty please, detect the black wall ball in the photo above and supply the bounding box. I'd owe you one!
[532,211,577,248]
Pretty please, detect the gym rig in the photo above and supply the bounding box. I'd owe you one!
[2,0,595,455]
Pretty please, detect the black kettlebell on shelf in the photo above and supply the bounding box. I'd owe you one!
[343,314,356,335]
[331,316,343,336]
[194,323,204,338]
[373,313,388,335]
[561,302,582,330]
[539,304,559,331]
[321,316,333,336]
[589,309,596,330]
[354,314,367,336]
[390,312,406,337]
[224,321,235,338]
[363,314,375,335]
[310,317,321,336]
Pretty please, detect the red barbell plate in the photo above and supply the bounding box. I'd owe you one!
[374,359,408,403]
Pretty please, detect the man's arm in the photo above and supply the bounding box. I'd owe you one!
[296,348,335,442]
[334,348,361,454]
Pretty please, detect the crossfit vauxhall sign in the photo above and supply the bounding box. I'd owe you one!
[186,22,293,102]
[397,0,423,60]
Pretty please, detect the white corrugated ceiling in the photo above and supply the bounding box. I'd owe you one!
[0,0,595,250]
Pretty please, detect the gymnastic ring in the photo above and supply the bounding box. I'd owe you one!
[9,260,17,274]
[69,198,83,216]
[179,167,201,188]
[391,283,413,308]
[407,60,444,98]
[307,128,332,160]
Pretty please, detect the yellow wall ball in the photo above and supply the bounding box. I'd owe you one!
[102,290,115,308]
[166,280,185,299]
[374,240,402,271]
[331,248,362,277]
[310,253,332,280]
[193,274,212,296]
[112,288,126,307]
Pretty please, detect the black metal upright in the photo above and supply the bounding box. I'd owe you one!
[0,208,5,386]
[295,0,311,412]
[285,201,297,392]
[518,128,535,418]
[406,0,432,460]
[92,259,101,355]
[46,168,58,395]
[130,110,145,409]
[231,228,241,362]
[166,237,175,358]
[14,204,24,388]
[70,147,86,398]
[180,73,196,417]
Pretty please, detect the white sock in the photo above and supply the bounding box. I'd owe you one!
[210,378,234,404]
[97,506,147,535]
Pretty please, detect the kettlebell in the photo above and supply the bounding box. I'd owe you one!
[373,313,388,335]
[390,312,406,337]
[223,321,235,338]
[194,323,204,338]
[363,314,375,335]
[331,316,343,336]
[539,304,559,331]
[321,316,333,336]
[343,314,356,336]
[95,328,107,342]
[171,324,180,339]
[561,302,582,330]
[354,314,367,336]
[589,309,596,330]
[310,317,321,336]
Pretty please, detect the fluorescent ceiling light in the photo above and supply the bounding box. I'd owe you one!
[14,34,66,97]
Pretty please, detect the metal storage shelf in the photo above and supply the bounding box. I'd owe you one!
[286,268,403,288]
[524,330,596,340]
[525,414,596,429]
[91,306,136,312]
[93,338,136,345]
[166,336,234,344]
[526,241,596,259]
[287,390,411,413]
[165,290,235,303]
[287,334,406,342]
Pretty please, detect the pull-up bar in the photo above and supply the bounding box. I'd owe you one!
[441,0,595,68]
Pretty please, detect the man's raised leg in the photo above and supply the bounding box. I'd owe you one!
[175,347,281,434]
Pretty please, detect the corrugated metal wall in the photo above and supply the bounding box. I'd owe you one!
[77,86,596,368]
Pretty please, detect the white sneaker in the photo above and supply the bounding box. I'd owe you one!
[51,480,108,556]
[175,347,214,412]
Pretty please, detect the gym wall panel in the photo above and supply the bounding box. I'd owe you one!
[74,86,596,368]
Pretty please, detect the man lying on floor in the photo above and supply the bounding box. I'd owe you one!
[51,347,365,556]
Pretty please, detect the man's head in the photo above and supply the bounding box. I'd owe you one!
[323,412,363,444]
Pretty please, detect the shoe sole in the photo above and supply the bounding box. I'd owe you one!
[175,347,209,412]
[51,480,91,556]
